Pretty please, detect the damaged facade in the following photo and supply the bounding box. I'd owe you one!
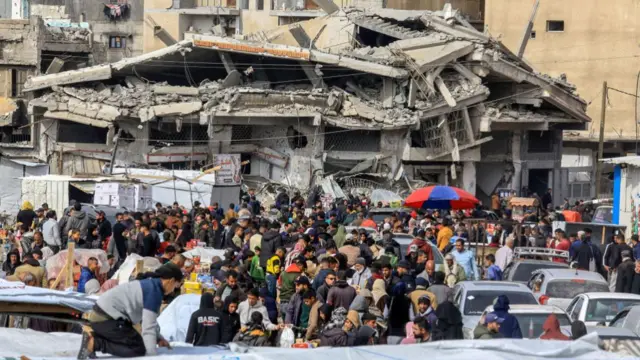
[20,5,589,205]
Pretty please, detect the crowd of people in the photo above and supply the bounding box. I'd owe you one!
[0,188,622,358]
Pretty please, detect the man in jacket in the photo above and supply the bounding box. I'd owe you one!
[632,235,640,261]
[412,316,432,343]
[42,210,61,254]
[77,257,99,293]
[474,312,504,339]
[606,233,633,291]
[302,290,322,340]
[451,239,479,281]
[259,222,283,269]
[616,250,636,293]
[437,219,454,252]
[492,295,522,339]
[348,258,371,289]
[237,288,282,331]
[316,269,335,303]
[396,260,416,292]
[327,270,357,310]
[215,270,247,303]
[96,211,112,243]
[410,295,438,325]
[8,253,45,287]
[64,203,90,240]
[572,229,602,273]
[284,276,310,327]
[408,230,434,260]
[185,293,223,346]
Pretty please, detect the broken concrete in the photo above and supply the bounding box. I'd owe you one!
[138,102,203,123]
[153,85,200,96]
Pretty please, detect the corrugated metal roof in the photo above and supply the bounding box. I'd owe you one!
[601,156,640,167]
[7,159,47,167]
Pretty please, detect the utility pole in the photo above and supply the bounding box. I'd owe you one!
[595,81,607,197]
[517,0,540,58]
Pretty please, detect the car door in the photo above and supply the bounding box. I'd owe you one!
[566,297,579,320]
[453,285,464,311]
[571,297,585,321]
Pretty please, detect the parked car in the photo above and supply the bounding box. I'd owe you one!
[393,233,444,268]
[566,292,640,326]
[503,248,570,283]
[609,305,640,336]
[453,281,538,338]
[473,304,571,339]
[366,207,412,224]
[527,268,609,310]
[561,325,640,357]
[344,226,380,241]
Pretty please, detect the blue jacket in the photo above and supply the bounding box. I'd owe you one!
[313,268,331,291]
[452,250,479,281]
[493,295,523,339]
[486,264,503,281]
[634,243,640,261]
[77,267,96,293]
[569,240,582,259]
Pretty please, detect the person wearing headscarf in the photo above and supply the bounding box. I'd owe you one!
[431,301,464,340]
[443,254,466,287]
[492,295,523,339]
[540,314,570,340]
[2,249,21,276]
[571,320,588,340]
[320,307,349,347]
[371,279,388,314]
[387,282,410,344]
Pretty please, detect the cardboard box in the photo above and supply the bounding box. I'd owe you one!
[95,183,135,197]
[109,195,135,209]
[94,194,111,206]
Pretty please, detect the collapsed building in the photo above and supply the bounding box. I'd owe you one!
[17,4,590,205]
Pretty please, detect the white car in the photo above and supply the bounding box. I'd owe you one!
[566,292,640,326]
[473,304,571,339]
[527,268,609,310]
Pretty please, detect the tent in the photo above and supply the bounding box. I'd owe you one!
[0,157,48,215]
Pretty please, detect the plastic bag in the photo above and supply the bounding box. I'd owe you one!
[279,327,295,348]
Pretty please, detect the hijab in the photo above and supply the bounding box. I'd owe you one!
[432,301,464,340]
[323,307,347,332]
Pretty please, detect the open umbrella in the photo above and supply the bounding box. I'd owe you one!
[404,185,479,210]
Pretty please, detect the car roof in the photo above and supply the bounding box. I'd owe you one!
[583,292,640,300]
[537,269,607,282]
[482,304,567,314]
[457,281,532,292]
[560,325,640,338]
[368,208,411,213]
[513,259,569,266]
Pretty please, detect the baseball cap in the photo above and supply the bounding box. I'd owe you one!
[415,277,429,288]
[408,244,418,253]
[397,260,411,269]
[355,257,366,266]
[485,312,504,324]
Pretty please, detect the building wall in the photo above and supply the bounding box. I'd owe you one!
[240,0,278,34]
[485,0,640,142]
[30,0,145,63]
[387,0,482,19]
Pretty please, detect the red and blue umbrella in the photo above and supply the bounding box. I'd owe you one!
[404,185,479,210]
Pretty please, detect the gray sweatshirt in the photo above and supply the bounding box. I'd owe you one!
[96,278,165,355]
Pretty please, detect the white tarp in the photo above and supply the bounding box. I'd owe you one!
[0,158,48,215]
[111,254,162,283]
[112,168,215,208]
[181,247,226,262]
[158,294,201,342]
[0,279,95,313]
[0,327,637,360]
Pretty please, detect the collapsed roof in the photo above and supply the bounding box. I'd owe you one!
[23,6,590,132]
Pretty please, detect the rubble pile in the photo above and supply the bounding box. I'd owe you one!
[45,26,91,43]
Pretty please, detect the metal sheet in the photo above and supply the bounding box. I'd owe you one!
[70,182,96,194]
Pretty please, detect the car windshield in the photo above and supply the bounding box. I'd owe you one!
[371,214,390,223]
[585,299,640,323]
[464,291,538,315]
[515,313,571,339]
[512,262,568,282]
[546,280,609,299]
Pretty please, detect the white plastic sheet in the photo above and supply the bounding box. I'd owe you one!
[0,328,637,360]
[111,254,162,283]
[45,248,109,280]
[0,279,95,313]
[182,247,226,262]
[158,294,201,342]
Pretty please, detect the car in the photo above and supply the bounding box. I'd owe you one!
[503,248,570,283]
[392,233,444,268]
[344,226,380,241]
[472,304,571,339]
[609,305,640,336]
[566,292,640,326]
[527,269,609,310]
[367,207,412,224]
[453,281,539,338]
[560,325,640,356]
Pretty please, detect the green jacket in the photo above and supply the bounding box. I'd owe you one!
[279,263,302,302]
[333,225,347,248]
[249,255,265,282]
[473,325,502,339]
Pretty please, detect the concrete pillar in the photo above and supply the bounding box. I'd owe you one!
[511,130,522,193]
[552,129,563,205]
[462,161,476,195]
[212,125,232,154]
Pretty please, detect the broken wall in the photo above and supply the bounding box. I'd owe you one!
[386,0,482,20]
[0,17,44,67]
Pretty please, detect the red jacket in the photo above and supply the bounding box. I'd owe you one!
[408,238,434,261]
[554,239,571,263]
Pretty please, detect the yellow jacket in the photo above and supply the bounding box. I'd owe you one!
[437,226,453,251]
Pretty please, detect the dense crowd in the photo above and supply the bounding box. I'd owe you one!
[0,188,627,358]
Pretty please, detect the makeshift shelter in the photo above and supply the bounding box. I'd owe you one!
[0,158,48,215]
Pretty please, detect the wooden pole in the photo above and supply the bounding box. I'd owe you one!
[602,226,606,245]
[595,81,607,197]
[135,259,144,278]
[65,242,75,289]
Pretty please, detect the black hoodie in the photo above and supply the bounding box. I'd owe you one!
[221,296,241,343]
[259,230,283,268]
[186,293,224,346]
